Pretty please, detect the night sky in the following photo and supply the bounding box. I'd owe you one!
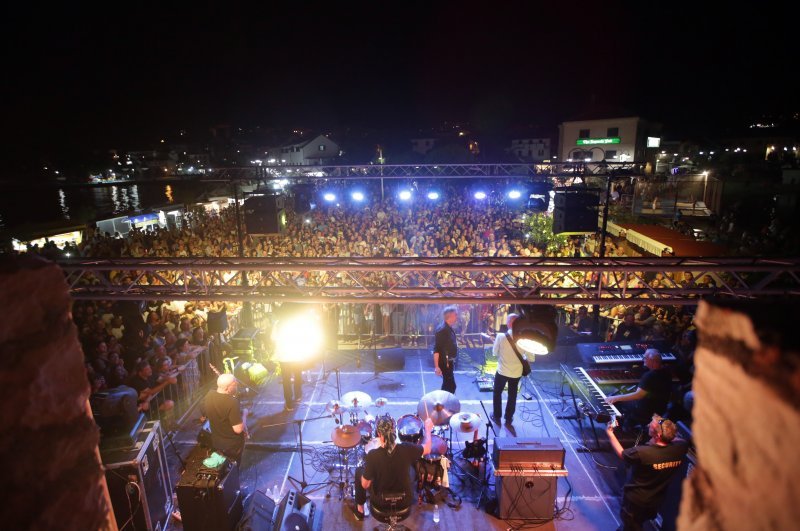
[3,3,796,167]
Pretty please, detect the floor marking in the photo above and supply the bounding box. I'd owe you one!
[280,364,324,495]
[533,382,620,526]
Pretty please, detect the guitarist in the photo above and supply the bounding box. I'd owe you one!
[200,373,249,462]
[491,313,528,427]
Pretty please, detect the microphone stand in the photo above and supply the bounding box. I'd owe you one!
[262,414,333,494]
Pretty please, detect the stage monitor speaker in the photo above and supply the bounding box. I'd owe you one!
[176,448,243,531]
[553,190,598,234]
[101,421,172,531]
[273,491,317,531]
[239,490,277,531]
[370,349,406,372]
[245,195,286,234]
[293,184,314,213]
[495,475,557,520]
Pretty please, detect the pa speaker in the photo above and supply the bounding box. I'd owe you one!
[245,195,286,234]
[293,184,314,213]
[553,191,597,234]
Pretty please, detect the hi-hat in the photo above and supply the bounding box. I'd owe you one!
[418,390,461,426]
[325,399,349,415]
[332,425,361,449]
[449,412,484,433]
[342,391,372,409]
[375,397,389,407]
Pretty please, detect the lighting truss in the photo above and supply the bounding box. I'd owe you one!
[59,256,800,305]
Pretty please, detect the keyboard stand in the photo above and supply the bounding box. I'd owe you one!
[556,372,606,452]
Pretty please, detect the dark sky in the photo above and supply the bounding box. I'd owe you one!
[2,2,796,164]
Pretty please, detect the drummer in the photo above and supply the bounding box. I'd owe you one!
[351,416,434,521]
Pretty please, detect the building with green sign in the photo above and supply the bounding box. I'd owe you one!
[558,116,661,171]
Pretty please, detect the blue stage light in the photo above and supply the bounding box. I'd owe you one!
[474,191,486,200]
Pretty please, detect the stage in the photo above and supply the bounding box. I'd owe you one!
[169,332,630,530]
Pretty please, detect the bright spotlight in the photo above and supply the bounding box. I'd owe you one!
[323,193,336,202]
[474,191,486,200]
[352,191,365,201]
[512,306,558,356]
[274,311,323,362]
[399,190,412,201]
[427,191,440,200]
[508,190,522,199]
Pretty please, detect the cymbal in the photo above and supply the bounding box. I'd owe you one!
[418,390,461,426]
[449,412,483,433]
[325,399,349,415]
[374,397,389,407]
[341,391,372,408]
[332,425,361,449]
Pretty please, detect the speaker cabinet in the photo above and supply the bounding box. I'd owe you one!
[244,195,286,234]
[101,421,172,531]
[553,190,598,234]
[176,448,243,531]
[495,475,558,520]
[239,490,276,531]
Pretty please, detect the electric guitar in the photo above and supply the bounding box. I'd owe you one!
[208,363,251,439]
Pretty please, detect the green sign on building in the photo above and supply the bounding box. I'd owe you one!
[576,137,621,146]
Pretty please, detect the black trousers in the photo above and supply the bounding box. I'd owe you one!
[441,368,456,394]
[281,362,303,405]
[492,372,520,421]
[354,468,409,512]
[620,498,657,531]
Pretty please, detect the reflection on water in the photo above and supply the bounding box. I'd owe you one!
[165,185,174,203]
[107,185,141,214]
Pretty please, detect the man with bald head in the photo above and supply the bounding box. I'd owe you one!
[201,373,249,462]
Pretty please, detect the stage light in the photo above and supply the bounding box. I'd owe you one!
[508,190,521,199]
[399,190,412,201]
[351,191,365,201]
[323,193,336,202]
[427,191,440,200]
[511,306,558,356]
[274,310,323,362]
[474,191,486,200]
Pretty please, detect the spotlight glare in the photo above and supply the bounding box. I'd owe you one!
[399,190,412,201]
[323,193,336,202]
[474,191,486,200]
[275,312,323,362]
[427,191,440,200]
[508,190,522,199]
[352,191,365,201]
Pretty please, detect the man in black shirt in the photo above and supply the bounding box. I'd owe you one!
[351,416,434,520]
[606,415,689,531]
[613,312,643,342]
[433,306,459,394]
[200,373,249,462]
[128,360,176,413]
[607,349,673,428]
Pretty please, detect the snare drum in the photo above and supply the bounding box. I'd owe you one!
[422,434,448,462]
[397,414,424,443]
[417,435,447,487]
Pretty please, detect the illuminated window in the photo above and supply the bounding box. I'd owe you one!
[319,144,326,151]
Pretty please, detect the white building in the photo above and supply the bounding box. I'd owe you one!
[558,116,661,168]
[508,138,550,161]
[265,134,341,165]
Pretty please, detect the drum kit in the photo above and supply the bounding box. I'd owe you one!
[327,389,485,500]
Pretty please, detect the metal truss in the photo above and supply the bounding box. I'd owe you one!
[59,256,800,305]
[248,162,645,180]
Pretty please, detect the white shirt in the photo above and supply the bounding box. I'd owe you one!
[493,332,532,379]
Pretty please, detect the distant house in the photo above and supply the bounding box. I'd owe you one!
[264,134,341,165]
[508,138,551,162]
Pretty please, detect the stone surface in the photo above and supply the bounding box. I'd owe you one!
[678,300,800,531]
[0,257,113,531]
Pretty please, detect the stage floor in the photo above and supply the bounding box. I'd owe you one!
[170,336,631,530]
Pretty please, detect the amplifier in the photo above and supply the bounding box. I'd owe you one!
[495,474,558,520]
[493,437,565,469]
[176,448,243,531]
[102,421,172,531]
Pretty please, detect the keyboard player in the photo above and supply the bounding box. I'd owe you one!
[605,349,672,430]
